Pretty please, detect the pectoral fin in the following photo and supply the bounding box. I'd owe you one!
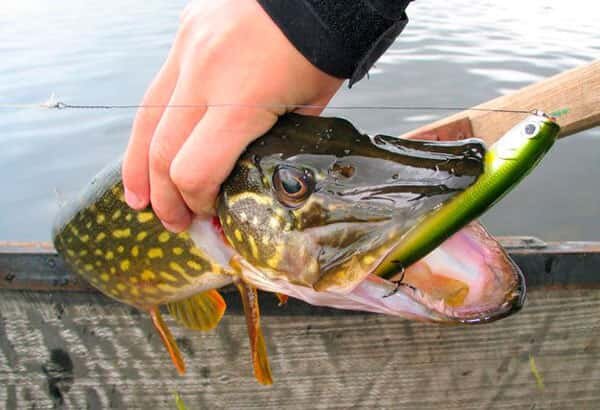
[149,307,185,375]
[167,290,227,331]
[275,293,288,306]
[234,279,273,385]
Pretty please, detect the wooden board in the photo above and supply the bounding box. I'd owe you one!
[402,60,600,144]
[1,287,599,409]
[3,239,600,292]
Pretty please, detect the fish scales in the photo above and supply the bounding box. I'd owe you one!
[53,164,229,310]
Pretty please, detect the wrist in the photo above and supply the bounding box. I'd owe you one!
[257,0,411,86]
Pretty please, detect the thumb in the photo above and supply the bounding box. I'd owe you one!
[170,106,278,216]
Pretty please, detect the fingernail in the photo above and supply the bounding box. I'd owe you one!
[162,221,184,233]
[124,188,144,209]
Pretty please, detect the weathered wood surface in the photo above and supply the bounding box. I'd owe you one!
[402,60,600,144]
[1,239,600,409]
[1,288,599,409]
[3,239,600,292]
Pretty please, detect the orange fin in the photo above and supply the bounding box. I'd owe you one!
[275,293,288,306]
[167,290,226,331]
[234,279,273,385]
[149,307,185,375]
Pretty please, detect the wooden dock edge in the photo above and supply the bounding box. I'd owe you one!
[2,238,599,299]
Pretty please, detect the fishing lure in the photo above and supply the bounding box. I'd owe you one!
[375,110,561,279]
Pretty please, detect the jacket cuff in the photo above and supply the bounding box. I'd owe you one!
[257,0,410,86]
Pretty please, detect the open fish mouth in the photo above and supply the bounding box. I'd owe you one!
[386,221,525,323]
[237,221,525,324]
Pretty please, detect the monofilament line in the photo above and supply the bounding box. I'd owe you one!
[0,101,535,114]
[0,94,534,115]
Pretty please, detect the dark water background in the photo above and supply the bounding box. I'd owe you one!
[1,0,599,241]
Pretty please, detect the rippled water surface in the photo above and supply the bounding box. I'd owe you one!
[1,0,599,241]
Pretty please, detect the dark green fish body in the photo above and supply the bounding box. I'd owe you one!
[54,114,485,305]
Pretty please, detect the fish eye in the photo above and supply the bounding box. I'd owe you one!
[272,165,315,207]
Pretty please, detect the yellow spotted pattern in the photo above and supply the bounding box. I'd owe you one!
[53,180,222,309]
[220,186,288,275]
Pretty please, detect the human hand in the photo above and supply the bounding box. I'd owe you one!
[123,0,343,232]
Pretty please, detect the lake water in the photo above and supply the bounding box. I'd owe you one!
[1,0,599,241]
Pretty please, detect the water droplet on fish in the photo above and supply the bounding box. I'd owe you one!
[373,136,386,146]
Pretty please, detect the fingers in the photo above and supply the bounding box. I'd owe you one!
[148,81,208,232]
[170,107,278,216]
[122,61,178,210]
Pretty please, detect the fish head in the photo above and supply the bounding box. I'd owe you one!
[218,113,486,291]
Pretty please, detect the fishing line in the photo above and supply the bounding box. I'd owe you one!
[0,94,536,115]
[59,103,535,115]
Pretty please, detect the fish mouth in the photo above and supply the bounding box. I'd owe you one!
[374,221,525,324]
[238,221,525,324]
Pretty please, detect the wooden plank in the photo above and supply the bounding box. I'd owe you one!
[401,60,600,144]
[3,240,600,293]
[407,116,474,141]
[0,242,95,292]
[0,287,599,409]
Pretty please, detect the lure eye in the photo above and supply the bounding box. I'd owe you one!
[273,165,315,208]
[524,123,539,136]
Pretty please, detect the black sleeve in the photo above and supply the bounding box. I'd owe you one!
[257,0,412,87]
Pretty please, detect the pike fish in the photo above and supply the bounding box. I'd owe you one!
[53,112,559,384]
